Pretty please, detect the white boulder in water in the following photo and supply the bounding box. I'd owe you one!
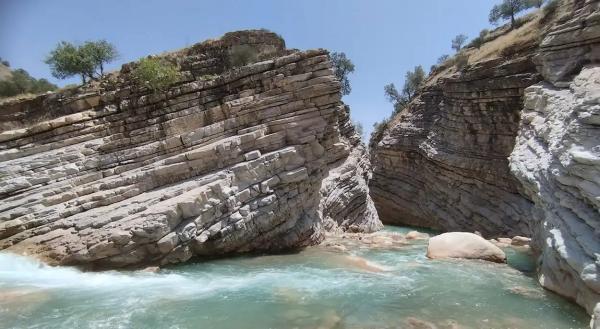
[426,232,506,263]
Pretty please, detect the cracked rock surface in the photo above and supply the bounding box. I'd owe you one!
[370,0,599,315]
[0,30,380,269]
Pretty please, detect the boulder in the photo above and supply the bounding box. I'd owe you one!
[426,232,506,263]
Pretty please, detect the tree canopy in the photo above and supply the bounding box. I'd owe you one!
[0,68,57,98]
[489,0,540,28]
[330,52,355,95]
[45,40,118,84]
[452,34,468,52]
[384,65,425,114]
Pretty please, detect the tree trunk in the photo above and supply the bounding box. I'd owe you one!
[100,63,104,77]
[81,75,87,84]
[510,13,515,29]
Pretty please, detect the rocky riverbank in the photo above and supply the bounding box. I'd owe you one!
[0,30,381,269]
[370,0,599,316]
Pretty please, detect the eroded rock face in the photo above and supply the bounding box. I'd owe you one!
[510,66,600,314]
[371,0,599,316]
[0,30,380,268]
[370,53,539,237]
[319,105,382,233]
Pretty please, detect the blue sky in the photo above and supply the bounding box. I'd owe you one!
[0,0,499,137]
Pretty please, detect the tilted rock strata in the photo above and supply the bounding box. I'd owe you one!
[509,66,600,314]
[370,55,539,237]
[319,105,382,233]
[0,30,381,268]
[371,0,599,316]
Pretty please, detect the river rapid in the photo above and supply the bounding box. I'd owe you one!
[0,226,589,329]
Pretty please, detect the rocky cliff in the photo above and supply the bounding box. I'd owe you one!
[371,0,599,316]
[0,30,380,269]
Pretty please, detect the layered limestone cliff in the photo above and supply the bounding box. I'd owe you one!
[371,0,599,315]
[0,30,380,269]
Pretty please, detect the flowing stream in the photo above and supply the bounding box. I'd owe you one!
[0,226,589,329]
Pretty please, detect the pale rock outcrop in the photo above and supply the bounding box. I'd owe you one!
[0,30,381,268]
[318,106,382,233]
[426,232,506,263]
[509,66,600,314]
[370,43,538,237]
[371,0,599,316]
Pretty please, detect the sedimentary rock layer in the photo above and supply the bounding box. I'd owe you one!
[371,0,599,315]
[0,30,380,268]
[370,54,539,237]
[510,66,600,314]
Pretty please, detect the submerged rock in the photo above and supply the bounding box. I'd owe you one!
[426,232,506,263]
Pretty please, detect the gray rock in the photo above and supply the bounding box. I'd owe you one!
[0,30,381,270]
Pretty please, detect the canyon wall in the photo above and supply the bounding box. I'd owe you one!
[0,30,380,269]
[371,0,599,315]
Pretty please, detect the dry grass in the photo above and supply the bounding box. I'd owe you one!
[468,12,543,63]
[425,11,544,87]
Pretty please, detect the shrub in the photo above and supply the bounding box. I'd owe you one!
[132,57,181,92]
[229,45,259,68]
[1,60,9,67]
[369,119,389,148]
[467,29,490,49]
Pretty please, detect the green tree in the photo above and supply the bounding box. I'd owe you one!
[132,57,181,92]
[45,40,118,84]
[81,40,118,77]
[0,68,57,98]
[452,34,468,52]
[489,0,538,28]
[330,52,355,95]
[384,65,425,114]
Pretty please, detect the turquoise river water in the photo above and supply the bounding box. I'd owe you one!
[0,226,589,329]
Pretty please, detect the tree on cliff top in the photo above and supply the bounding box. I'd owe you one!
[384,65,425,114]
[451,34,468,52]
[330,52,355,95]
[45,40,118,84]
[81,40,118,77]
[489,0,540,28]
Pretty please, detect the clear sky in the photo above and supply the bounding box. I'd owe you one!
[0,0,499,138]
